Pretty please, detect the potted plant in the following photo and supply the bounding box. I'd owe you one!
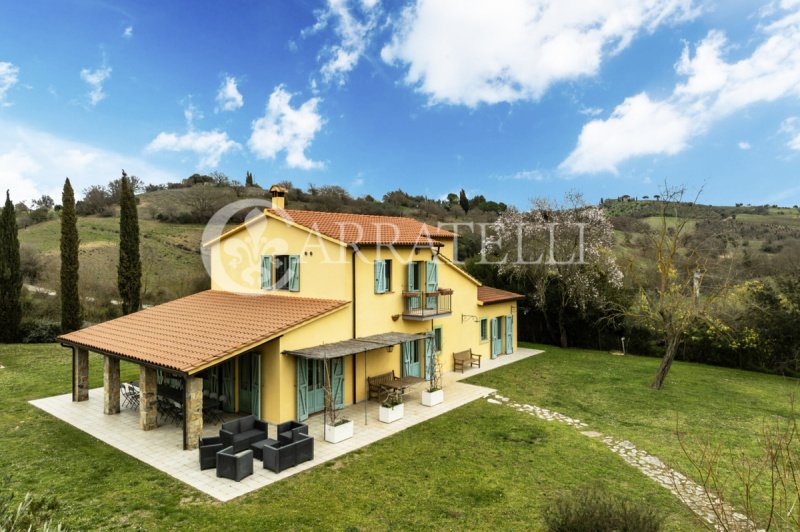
[379,390,404,424]
[421,357,444,407]
[323,358,353,444]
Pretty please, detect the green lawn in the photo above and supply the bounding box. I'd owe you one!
[0,343,700,530]
[468,343,800,526]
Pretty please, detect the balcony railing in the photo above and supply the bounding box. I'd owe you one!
[401,288,453,320]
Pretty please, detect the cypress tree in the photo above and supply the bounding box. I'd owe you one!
[245,171,254,187]
[459,189,470,213]
[0,191,22,342]
[60,178,82,332]
[117,171,141,315]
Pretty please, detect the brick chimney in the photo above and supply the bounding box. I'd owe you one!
[269,184,288,210]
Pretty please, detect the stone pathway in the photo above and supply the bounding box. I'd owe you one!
[486,392,758,531]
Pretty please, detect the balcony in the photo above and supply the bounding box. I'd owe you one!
[401,289,453,320]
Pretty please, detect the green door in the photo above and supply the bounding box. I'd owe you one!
[505,315,514,354]
[491,318,502,359]
[221,359,235,412]
[297,358,338,421]
[239,354,252,414]
[402,341,420,378]
[308,360,325,415]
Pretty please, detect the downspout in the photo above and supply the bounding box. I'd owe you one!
[351,245,357,403]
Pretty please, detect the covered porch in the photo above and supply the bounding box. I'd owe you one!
[30,347,542,501]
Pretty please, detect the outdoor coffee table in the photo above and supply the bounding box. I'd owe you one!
[250,438,279,461]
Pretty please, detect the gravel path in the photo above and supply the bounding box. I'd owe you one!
[486,392,759,531]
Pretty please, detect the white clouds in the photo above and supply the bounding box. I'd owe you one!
[561,4,800,174]
[494,169,548,181]
[80,65,112,106]
[0,123,175,204]
[780,117,800,150]
[123,26,133,38]
[381,0,698,107]
[305,0,381,86]
[738,141,752,150]
[215,75,244,112]
[0,62,20,106]
[248,85,324,170]
[562,94,692,174]
[147,101,241,167]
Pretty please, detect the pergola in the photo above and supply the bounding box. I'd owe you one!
[283,331,429,424]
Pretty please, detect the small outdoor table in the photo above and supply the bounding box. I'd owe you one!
[380,376,423,399]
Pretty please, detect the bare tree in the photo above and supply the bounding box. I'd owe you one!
[626,185,732,389]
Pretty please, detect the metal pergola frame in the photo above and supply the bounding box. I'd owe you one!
[282,332,429,425]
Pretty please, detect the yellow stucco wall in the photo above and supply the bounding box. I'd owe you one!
[207,214,521,423]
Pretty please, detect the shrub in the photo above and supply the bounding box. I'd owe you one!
[19,319,62,343]
[0,476,61,531]
[543,487,663,532]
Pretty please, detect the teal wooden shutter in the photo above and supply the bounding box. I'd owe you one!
[425,260,438,309]
[374,260,386,293]
[401,341,412,377]
[506,315,513,354]
[332,358,344,409]
[425,335,436,381]
[261,256,272,290]
[297,357,309,421]
[288,255,300,292]
[251,353,261,418]
[407,262,415,291]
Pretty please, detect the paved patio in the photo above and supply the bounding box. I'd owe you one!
[30,347,542,502]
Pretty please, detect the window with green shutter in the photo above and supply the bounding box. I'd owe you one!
[261,256,272,290]
[480,318,488,342]
[374,259,392,293]
[433,326,443,353]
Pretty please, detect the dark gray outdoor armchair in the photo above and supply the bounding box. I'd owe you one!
[198,436,224,470]
[216,446,253,482]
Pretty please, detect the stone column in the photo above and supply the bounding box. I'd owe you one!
[183,376,203,450]
[103,356,121,414]
[139,365,158,431]
[72,348,89,402]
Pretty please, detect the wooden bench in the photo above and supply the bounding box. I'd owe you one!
[368,371,397,401]
[453,349,481,373]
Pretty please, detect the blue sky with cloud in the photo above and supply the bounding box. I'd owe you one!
[1,0,799,207]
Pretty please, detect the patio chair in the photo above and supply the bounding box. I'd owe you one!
[121,383,132,409]
[169,398,184,426]
[262,433,314,473]
[198,436,224,470]
[277,420,308,443]
[216,446,253,482]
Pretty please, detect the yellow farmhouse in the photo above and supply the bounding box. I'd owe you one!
[58,185,522,449]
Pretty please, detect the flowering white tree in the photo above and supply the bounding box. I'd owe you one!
[484,192,623,347]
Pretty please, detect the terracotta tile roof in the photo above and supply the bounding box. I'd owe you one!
[58,291,348,375]
[267,209,456,246]
[477,286,525,304]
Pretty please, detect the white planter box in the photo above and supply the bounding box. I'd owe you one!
[421,389,444,407]
[324,419,353,444]
[379,403,404,423]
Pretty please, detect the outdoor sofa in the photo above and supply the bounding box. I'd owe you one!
[220,415,268,453]
[262,431,314,473]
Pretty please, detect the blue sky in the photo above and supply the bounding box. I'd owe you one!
[1,0,800,208]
